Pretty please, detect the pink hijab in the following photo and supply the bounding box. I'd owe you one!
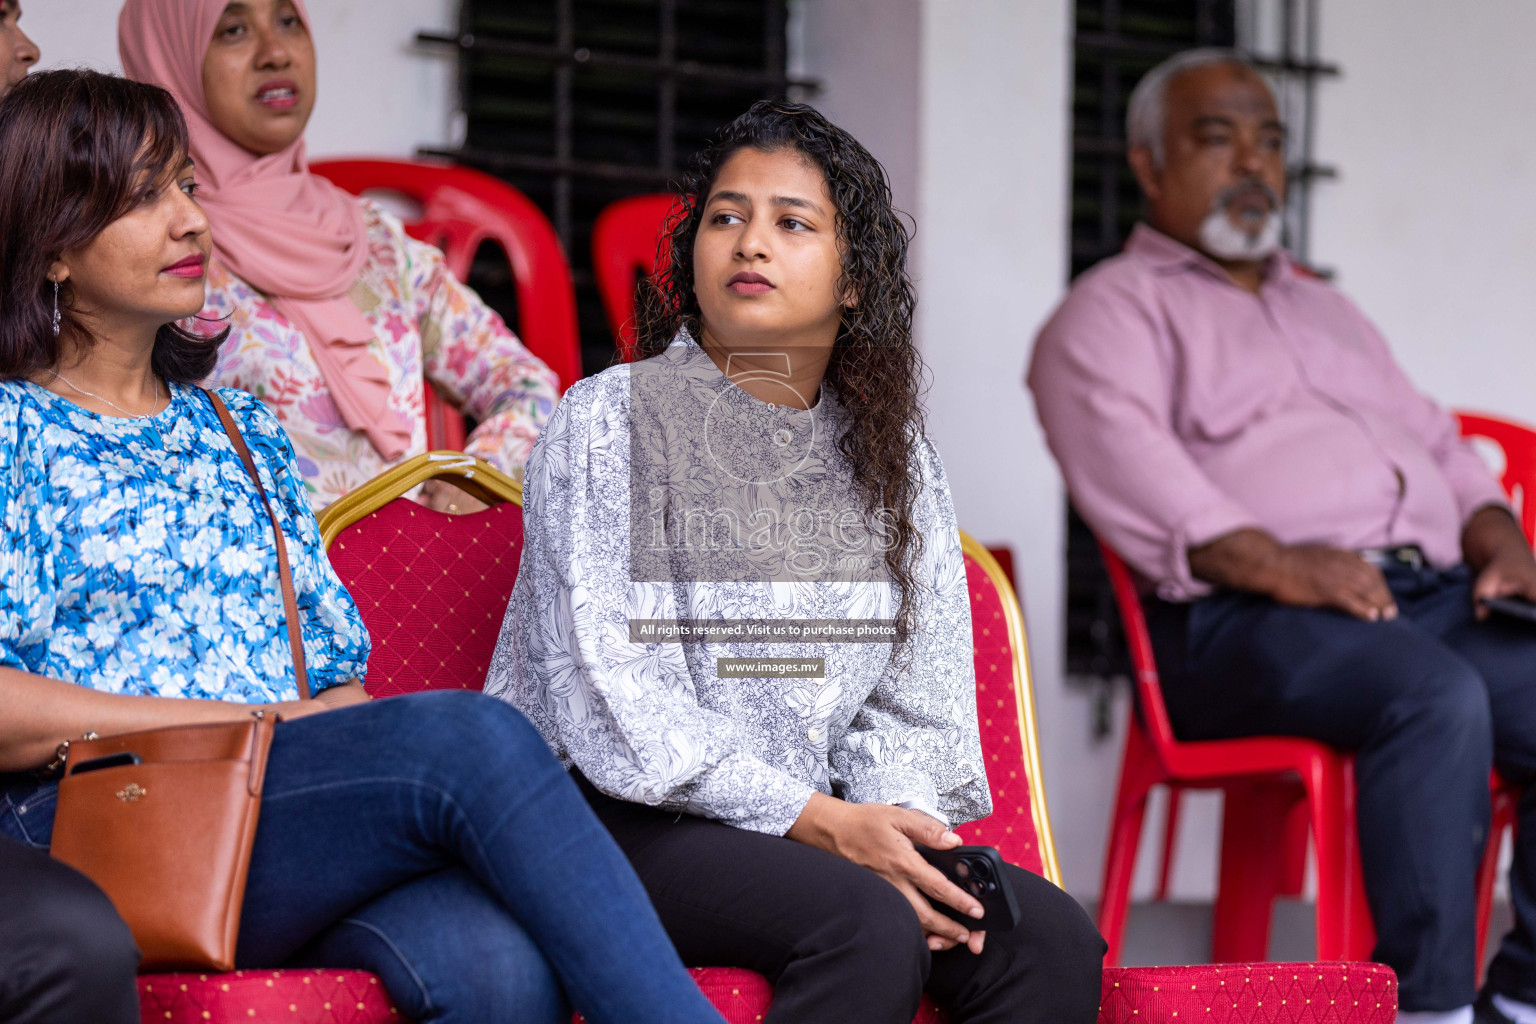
[119,0,411,460]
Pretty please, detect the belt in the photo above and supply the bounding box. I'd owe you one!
[1357,544,1426,571]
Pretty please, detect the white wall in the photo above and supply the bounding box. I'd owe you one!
[24,0,460,159]
[792,0,921,223]
[913,0,1118,899]
[1311,0,1536,425]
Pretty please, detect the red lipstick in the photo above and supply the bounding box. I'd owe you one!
[162,254,205,279]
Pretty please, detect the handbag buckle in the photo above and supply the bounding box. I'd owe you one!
[43,731,101,776]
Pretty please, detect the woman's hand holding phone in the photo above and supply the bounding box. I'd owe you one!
[786,792,987,954]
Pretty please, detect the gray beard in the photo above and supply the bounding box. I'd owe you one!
[1198,205,1282,262]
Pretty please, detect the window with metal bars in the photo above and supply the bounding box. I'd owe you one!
[417,0,813,377]
[1063,0,1337,737]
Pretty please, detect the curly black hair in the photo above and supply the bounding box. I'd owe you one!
[635,99,926,650]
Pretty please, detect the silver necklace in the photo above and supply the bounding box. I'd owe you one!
[49,370,165,421]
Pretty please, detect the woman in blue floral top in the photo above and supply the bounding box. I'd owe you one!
[0,70,724,1024]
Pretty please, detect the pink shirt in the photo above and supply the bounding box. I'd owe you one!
[1028,223,1506,601]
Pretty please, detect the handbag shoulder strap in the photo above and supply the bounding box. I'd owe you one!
[202,388,312,700]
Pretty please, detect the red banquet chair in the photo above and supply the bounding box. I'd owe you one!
[311,158,583,450]
[135,452,524,1023]
[591,192,679,363]
[134,488,1397,1023]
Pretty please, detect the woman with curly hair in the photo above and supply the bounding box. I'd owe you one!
[487,100,1105,1023]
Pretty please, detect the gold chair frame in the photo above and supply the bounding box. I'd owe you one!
[317,451,523,550]
[958,531,1062,888]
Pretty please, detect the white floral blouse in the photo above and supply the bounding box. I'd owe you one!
[201,199,562,508]
[485,336,990,836]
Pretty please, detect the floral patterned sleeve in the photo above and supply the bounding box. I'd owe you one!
[0,393,51,673]
[218,389,372,693]
[400,222,561,478]
[827,440,993,828]
[487,374,819,835]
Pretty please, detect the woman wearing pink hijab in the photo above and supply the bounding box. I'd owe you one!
[118,0,560,511]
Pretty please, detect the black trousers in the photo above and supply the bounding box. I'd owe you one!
[1145,562,1536,1012]
[0,835,139,1024]
[577,776,1105,1024]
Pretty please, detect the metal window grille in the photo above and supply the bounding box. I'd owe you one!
[417,0,814,376]
[1064,0,1338,737]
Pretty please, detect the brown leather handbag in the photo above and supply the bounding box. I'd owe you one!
[49,389,312,971]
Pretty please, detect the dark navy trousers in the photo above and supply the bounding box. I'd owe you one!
[1145,563,1536,1012]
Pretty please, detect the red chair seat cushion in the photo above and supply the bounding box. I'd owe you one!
[141,960,1396,1023]
[1098,962,1398,1023]
[573,967,946,1023]
[136,969,403,1023]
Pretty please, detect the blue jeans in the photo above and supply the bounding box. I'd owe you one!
[0,691,724,1024]
[1145,563,1536,1012]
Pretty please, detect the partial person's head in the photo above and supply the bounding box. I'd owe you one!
[1126,49,1286,264]
[0,70,221,382]
[637,99,924,646]
[119,0,316,158]
[0,1,38,95]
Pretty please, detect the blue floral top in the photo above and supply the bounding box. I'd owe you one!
[0,380,369,702]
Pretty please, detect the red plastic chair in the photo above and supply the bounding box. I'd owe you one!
[1455,411,1533,974]
[1335,412,1536,969]
[965,537,1392,1024]
[1107,409,1535,973]
[1095,543,1373,966]
[591,193,679,363]
[311,158,584,450]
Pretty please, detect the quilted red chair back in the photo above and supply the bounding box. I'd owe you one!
[591,193,680,363]
[318,454,524,698]
[954,532,1060,884]
[1457,410,1536,544]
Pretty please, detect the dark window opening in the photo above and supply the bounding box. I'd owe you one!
[417,0,816,377]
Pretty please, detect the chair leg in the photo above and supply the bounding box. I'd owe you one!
[1306,756,1372,961]
[1155,786,1183,902]
[1099,723,1160,966]
[1339,758,1378,961]
[1279,795,1309,897]
[1211,780,1298,962]
[1477,783,1519,983]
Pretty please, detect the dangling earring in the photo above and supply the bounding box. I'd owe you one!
[50,279,60,337]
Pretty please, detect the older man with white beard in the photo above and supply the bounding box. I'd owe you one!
[1029,48,1536,1024]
